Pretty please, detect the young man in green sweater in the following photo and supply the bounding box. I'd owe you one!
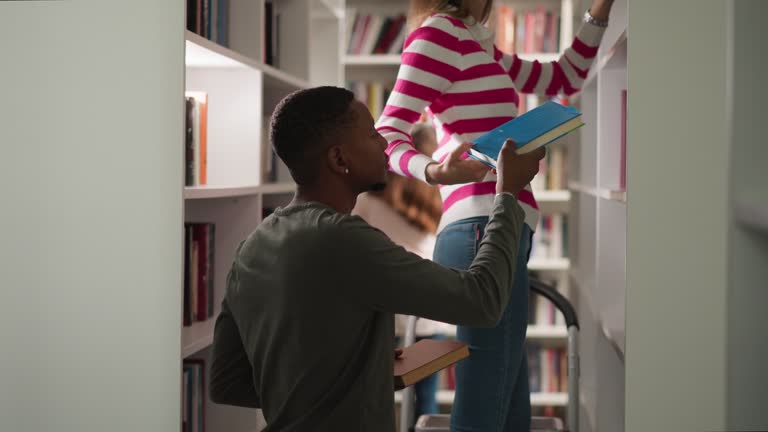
[209,86,544,431]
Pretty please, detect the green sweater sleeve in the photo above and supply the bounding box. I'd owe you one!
[335,193,525,327]
[209,298,261,408]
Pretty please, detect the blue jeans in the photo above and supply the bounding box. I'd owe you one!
[433,217,532,432]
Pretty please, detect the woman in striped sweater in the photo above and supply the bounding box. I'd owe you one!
[376,0,613,430]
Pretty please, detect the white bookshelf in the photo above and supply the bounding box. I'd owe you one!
[182,2,313,431]
[183,182,297,200]
[568,0,628,431]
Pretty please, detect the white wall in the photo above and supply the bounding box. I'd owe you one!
[626,0,729,430]
[0,1,183,431]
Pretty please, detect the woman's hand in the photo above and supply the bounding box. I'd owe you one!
[589,0,614,21]
[425,142,490,185]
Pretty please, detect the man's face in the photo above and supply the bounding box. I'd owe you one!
[341,100,389,192]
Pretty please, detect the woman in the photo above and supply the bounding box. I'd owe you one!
[375,0,613,430]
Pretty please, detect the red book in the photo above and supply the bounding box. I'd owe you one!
[620,89,627,190]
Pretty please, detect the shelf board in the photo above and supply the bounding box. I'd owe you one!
[534,190,571,202]
[572,29,628,102]
[569,182,626,203]
[182,319,215,358]
[184,183,296,199]
[734,199,768,233]
[528,257,570,271]
[185,31,309,90]
[395,390,568,406]
[343,54,401,65]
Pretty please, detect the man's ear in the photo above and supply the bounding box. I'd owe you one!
[326,145,348,176]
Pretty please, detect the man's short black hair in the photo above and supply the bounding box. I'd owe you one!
[270,86,356,185]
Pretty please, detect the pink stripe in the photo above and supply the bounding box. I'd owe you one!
[443,182,496,212]
[393,79,442,102]
[431,88,519,115]
[564,54,588,79]
[521,61,542,93]
[444,117,513,135]
[460,63,506,81]
[398,149,420,178]
[376,125,411,140]
[401,52,460,82]
[404,27,484,56]
[517,189,539,210]
[509,54,523,80]
[546,61,565,96]
[572,37,598,59]
[382,105,421,124]
[434,14,468,29]
[385,139,409,155]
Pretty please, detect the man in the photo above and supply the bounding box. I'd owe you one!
[209,86,544,431]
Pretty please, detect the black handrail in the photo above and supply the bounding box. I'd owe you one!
[529,277,579,330]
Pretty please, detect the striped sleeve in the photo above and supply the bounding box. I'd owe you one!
[375,16,462,182]
[496,22,606,97]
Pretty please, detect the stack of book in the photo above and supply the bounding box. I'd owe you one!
[346,12,407,55]
[186,0,229,46]
[183,223,215,327]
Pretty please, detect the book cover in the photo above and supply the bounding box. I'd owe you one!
[394,339,469,390]
[469,101,583,168]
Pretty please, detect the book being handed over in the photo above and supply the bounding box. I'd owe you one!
[469,101,584,169]
[394,339,469,390]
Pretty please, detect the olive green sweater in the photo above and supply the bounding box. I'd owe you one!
[209,193,524,431]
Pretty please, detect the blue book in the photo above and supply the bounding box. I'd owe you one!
[469,101,584,168]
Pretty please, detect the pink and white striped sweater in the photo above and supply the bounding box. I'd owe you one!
[375,13,605,232]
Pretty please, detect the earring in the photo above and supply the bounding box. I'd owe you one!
[345,168,350,174]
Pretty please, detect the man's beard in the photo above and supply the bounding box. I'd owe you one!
[368,182,387,192]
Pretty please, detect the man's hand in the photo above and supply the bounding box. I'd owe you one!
[589,0,614,20]
[425,142,489,185]
[495,140,546,195]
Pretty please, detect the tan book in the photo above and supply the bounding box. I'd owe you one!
[394,339,469,390]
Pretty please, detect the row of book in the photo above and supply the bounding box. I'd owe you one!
[528,272,567,327]
[185,92,208,186]
[182,359,206,432]
[530,214,568,260]
[495,6,561,54]
[184,223,215,327]
[532,146,568,191]
[347,80,393,121]
[186,0,229,46]
[264,0,281,67]
[346,12,407,55]
[433,345,568,394]
[528,344,568,393]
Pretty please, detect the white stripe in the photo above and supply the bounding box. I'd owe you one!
[449,75,514,93]
[533,63,554,94]
[436,192,540,233]
[386,90,433,114]
[423,15,463,35]
[395,65,452,91]
[435,103,518,121]
[404,38,461,67]
[376,117,416,138]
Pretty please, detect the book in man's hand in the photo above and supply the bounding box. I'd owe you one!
[394,339,469,390]
[469,101,584,169]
